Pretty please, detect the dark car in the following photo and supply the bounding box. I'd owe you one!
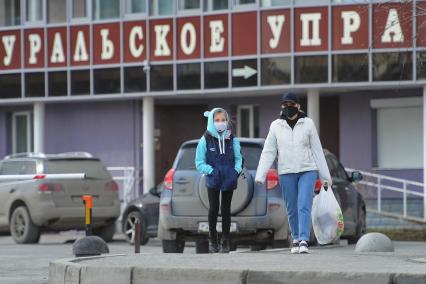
[121,184,161,245]
[157,138,366,253]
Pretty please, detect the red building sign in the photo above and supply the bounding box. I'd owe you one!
[0,3,420,71]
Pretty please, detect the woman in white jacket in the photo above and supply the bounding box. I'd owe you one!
[255,93,332,254]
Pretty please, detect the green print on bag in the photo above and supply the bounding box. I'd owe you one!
[336,210,344,237]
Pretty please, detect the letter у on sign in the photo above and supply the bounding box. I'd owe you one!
[0,3,422,71]
[0,30,21,69]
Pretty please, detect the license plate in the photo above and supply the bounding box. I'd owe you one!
[198,222,238,233]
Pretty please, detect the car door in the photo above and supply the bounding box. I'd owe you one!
[0,161,22,225]
[326,155,350,219]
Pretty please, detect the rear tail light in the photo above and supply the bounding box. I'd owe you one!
[38,183,63,193]
[164,169,175,190]
[105,181,119,192]
[266,169,279,190]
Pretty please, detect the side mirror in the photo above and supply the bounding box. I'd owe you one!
[351,171,363,182]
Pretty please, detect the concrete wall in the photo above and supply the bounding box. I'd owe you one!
[339,88,423,182]
[44,101,139,168]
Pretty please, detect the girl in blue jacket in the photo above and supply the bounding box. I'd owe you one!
[195,108,243,253]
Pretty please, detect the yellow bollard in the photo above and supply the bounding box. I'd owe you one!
[81,195,93,236]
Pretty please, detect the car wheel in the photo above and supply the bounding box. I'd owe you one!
[162,237,185,253]
[195,239,209,254]
[10,206,40,244]
[123,211,149,245]
[348,205,367,245]
[95,222,116,243]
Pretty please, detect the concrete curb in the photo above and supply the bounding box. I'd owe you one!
[49,255,426,284]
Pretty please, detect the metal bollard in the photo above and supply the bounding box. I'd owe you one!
[135,219,141,254]
[81,195,93,236]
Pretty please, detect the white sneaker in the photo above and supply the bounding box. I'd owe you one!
[290,240,299,254]
[299,241,309,254]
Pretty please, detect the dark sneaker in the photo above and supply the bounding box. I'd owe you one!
[209,233,219,253]
[220,239,230,253]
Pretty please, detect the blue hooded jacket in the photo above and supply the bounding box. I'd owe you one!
[195,108,243,191]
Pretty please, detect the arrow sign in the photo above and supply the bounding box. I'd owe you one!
[232,65,257,79]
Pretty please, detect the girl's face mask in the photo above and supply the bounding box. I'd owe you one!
[214,121,227,133]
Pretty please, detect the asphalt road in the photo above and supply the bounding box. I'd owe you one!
[0,232,184,284]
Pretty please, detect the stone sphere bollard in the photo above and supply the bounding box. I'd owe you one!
[355,232,394,253]
[72,236,110,257]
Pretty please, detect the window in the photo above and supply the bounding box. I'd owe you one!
[261,0,290,7]
[126,0,146,14]
[295,55,328,84]
[150,0,173,15]
[25,73,45,97]
[261,57,291,85]
[48,0,67,23]
[177,63,201,90]
[232,59,257,87]
[204,61,228,89]
[93,0,120,20]
[150,65,173,91]
[176,146,197,170]
[417,52,426,80]
[372,98,422,169]
[0,161,36,174]
[295,0,328,5]
[48,72,67,96]
[0,0,21,26]
[26,0,43,22]
[240,143,263,170]
[72,0,88,18]
[373,52,412,81]
[12,112,33,154]
[178,0,200,11]
[71,70,90,95]
[237,105,259,138]
[234,0,255,5]
[327,157,347,181]
[124,66,147,92]
[0,74,21,98]
[332,54,368,83]
[94,68,121,94]
[204,0,227,11]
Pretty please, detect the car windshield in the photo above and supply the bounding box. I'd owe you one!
[176,142,264,170]
[45,159,111,179]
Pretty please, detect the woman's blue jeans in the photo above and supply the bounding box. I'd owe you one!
[279,171,318,242]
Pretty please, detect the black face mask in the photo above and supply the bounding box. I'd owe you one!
[280,106,299,119]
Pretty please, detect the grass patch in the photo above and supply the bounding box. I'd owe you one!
[367,228,426,241]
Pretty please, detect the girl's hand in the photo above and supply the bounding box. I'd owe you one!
[255,180,264,184]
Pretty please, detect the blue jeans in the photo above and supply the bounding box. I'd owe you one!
[280,171,318,242]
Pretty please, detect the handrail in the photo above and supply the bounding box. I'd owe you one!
[346,168,425,222]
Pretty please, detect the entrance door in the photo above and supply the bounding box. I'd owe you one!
[12,112,33,154]
[154,105,207,184]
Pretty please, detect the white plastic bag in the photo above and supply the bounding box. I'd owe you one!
[311,187,344,245]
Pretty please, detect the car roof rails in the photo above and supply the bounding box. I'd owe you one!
[54,152,94,158]
[4,152,47,160]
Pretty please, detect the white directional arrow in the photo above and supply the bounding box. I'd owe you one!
[232,65,257,79]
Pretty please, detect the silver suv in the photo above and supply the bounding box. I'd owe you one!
[158,138,290,253]
[0,153,120,244]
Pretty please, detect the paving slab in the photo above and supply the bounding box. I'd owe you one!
[49,242,426,284]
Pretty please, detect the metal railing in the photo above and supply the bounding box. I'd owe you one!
[107,167,138,206]
[346,168,426,224]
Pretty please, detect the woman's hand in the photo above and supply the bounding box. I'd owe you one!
[255,179,264,185]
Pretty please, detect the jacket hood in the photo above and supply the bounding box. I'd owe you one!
[203,108,231,138]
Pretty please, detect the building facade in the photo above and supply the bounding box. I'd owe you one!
[0,0,425,197]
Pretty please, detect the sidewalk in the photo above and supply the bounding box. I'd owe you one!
[49,241,426,284]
